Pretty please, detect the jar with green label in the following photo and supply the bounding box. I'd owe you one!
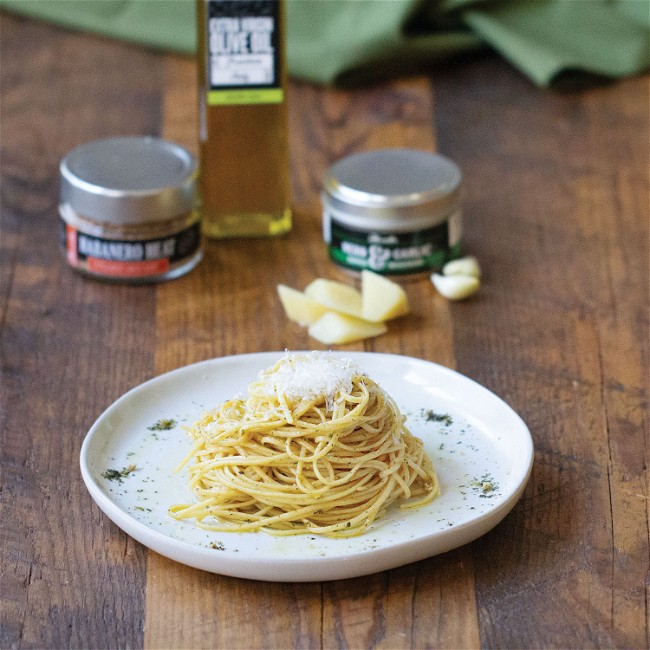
[322,149,462,276]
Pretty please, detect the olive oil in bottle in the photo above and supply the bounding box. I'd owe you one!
[196,0,291,238]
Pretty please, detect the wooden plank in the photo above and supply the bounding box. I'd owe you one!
[143,55,476,649]
[288,78,438,216]
[0,14,163,649]
[321,553,479,649]
[434,55,649,648]
[145,560,322,649]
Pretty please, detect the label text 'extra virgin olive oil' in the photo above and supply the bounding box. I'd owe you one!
[197,0,292,238]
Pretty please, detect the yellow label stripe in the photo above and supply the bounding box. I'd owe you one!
[208,89,284,106]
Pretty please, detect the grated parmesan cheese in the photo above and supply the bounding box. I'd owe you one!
[258,352,364,407]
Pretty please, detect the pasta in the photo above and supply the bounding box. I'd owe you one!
[169,353,439,538]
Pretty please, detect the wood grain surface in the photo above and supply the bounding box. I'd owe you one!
[1,11,648,650]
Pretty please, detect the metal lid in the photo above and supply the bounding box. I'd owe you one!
[60,137,197,225]
[323,148,461,222]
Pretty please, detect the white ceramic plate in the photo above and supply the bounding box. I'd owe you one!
[80,351,533,582]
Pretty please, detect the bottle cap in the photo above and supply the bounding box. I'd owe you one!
[323,148,461,223]
[60,137,197,225]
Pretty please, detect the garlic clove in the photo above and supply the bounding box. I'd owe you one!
[277,284,328,326]
[442,256,481,278]
[303,278,363,318]
[308,311,387,344]
[361,269,409,322]
[431,273,480,300]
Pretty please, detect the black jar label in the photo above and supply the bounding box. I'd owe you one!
[205,0,282,105]
[60,219,201,280]
[327,218,460,275]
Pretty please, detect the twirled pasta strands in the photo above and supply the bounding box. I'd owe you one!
[169,358,439,538]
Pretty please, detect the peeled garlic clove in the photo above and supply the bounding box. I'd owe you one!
[431,273,480,300]
[277,284,327,326]
[361,269,409,322]
[442,256,481,278]
[308,311,387,344]
[304,278,363,318]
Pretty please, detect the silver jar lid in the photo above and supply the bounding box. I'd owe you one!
[323,148,461,222]
[60,137,197,225]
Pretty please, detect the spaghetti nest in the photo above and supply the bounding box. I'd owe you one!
[169,355,439,538]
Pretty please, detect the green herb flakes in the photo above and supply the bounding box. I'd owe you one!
[421,409,453,426]
[470,473,500,498]
[148,418,176,431]
[102,464,137,483]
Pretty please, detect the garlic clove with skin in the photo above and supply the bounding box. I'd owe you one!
[431,273,480,300]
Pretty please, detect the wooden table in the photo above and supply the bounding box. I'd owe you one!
[1,11,648,649]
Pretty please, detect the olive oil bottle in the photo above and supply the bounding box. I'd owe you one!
[196,0,291,238]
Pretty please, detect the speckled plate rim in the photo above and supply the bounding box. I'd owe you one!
[79,351,534,582]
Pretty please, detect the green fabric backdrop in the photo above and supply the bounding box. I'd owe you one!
[2,0,649,87]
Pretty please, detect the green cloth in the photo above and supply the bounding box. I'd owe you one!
[2,0,649,87]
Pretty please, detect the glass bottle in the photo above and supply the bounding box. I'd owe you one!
[196,0,292,238]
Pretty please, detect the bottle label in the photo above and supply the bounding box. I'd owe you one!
[205,0,283,105]
[60,219,201,279]
[326,216,461,275]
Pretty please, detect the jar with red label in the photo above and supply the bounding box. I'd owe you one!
[59,137,202,283]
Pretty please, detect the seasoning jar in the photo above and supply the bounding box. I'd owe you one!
[322,148,462,276]
[59,137,202,283]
